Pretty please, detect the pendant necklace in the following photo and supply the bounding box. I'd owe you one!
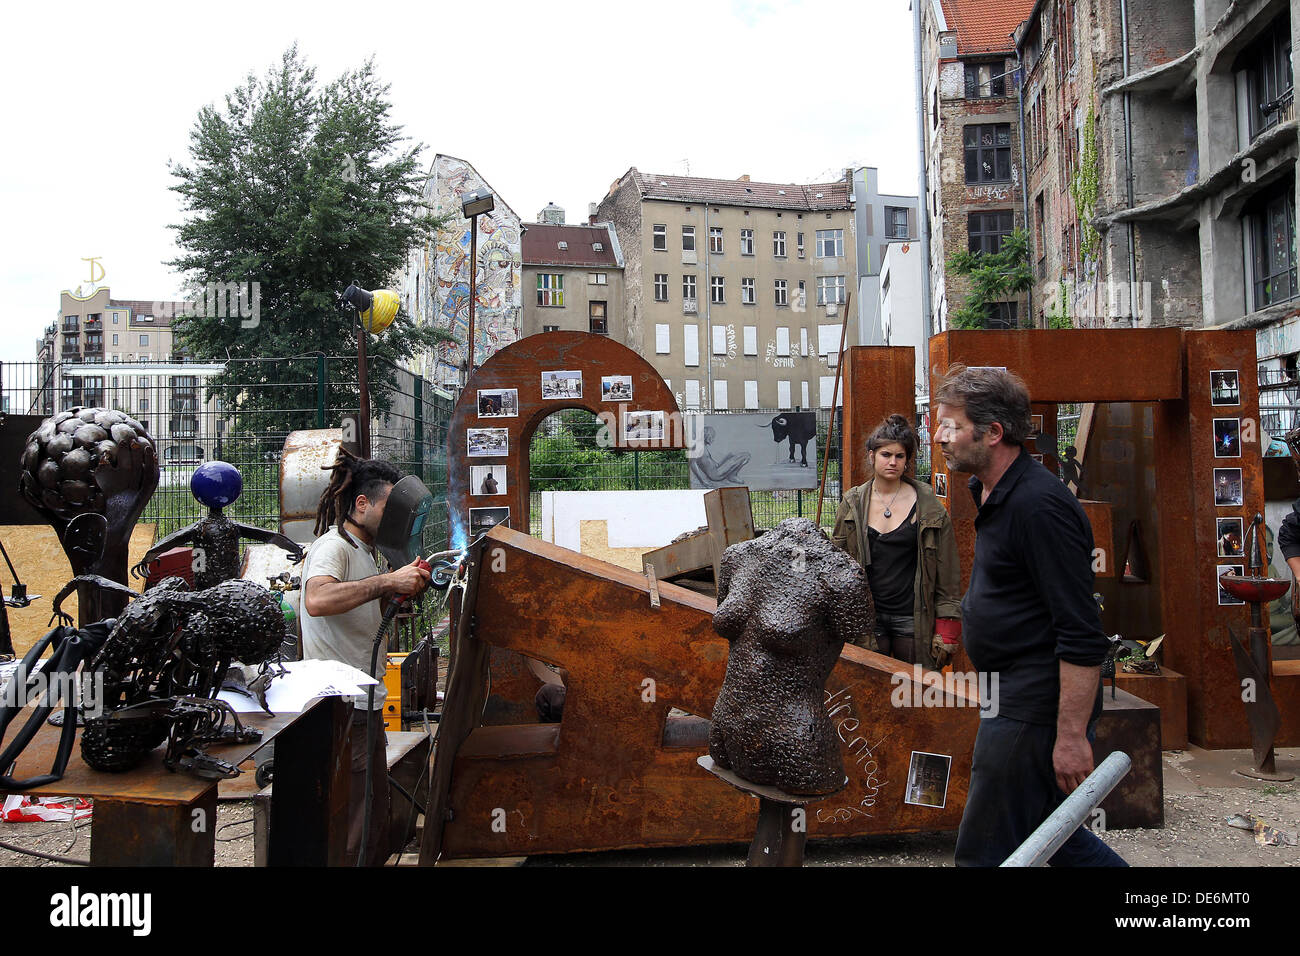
[879,484,902,519]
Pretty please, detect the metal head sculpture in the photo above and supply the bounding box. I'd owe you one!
[709,517,874,795]
[18,408,159,624]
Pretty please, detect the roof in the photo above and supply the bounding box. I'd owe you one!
[109,299,178,327]
[938,0,1037,55]
[522,223,620,268]
[624,169,852,211]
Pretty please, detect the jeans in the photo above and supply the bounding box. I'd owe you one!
[954,714,1128,867]
[874,611,916,664]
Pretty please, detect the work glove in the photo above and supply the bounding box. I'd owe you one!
[932,618,961,668]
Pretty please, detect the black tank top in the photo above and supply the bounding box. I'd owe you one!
[866,502,918,616]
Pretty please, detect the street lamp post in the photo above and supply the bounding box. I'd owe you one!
[460,187,495,386]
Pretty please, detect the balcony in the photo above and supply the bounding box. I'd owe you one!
[1258,88,1295,139]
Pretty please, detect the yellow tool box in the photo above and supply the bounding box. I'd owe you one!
[383,652,408,732]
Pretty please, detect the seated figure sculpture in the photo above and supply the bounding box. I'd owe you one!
[709,517,875,795]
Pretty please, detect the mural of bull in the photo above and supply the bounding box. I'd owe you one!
[763,412,817,467]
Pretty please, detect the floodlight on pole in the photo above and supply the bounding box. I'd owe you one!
[460,188,496,383]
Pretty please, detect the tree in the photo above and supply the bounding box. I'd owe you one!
[166,45,454,447]
[947,229,1033,330]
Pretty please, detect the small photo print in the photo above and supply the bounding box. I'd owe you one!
[1031,414,1044,434]
[1217,563,1245,606]
[467,427,508,457]
[1216,517,1243,558]
[904,751,952,809]
[623,409,665,440]
[602,375,633,402]
[469,506,510,536]
[934,472,948,498]
[1211,370,1240,407]
[1213,468,1243,507]
[542,370,582,400]
[477,388,518,418]
[470,465,506,496]
[1213,418,1241,458]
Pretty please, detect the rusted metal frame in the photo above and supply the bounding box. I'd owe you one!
[266,695,352,866]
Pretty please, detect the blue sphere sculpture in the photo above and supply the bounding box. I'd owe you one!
[191,461,243,509]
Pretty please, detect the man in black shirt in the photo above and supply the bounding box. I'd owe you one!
[935,365,1125,867]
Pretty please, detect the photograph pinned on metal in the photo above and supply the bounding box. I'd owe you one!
[601,375,633,402]
[1210,370,1240,407]
[467,428,508,458]
[686,411,819,491]
[471,466,506,496]
[1217,564,1246,606]
[1214,468,1243,506]
[623,410,665,441]
[542,370,582,400]
[477,388,519,418]
[934,472,948,498]
[1216,517,1243,558]
[469,506,510,537]
[904,751,952,809]
[1213,418,1241,458]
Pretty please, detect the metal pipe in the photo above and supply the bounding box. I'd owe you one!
[704,204,713,409]
[816,292,851,527]
[1000,750,1132,866]
[1120,0,1138,326]
[357,327,371,459]
[913,0,934,363]
[466,215,479,383]
[1015,52,1033,325]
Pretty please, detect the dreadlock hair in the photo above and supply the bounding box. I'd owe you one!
[313,448,401,538]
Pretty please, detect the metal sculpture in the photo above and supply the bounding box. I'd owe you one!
[47,573,287,779]
[132,461,302,589]
[18,407,159,624]
[709,517,873,795]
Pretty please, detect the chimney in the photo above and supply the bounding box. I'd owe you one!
[737,174,750,182]
[588,202,598,226]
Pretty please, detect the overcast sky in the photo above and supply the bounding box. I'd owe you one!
[0,0,920,366]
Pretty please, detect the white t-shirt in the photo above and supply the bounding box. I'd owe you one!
[301,527,386,709]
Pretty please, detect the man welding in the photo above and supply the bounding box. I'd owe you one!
[300,450,432,866]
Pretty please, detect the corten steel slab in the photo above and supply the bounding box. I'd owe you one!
[644,487,755,584]
[927,329,1185,403]
[447,332,686,723]
[1093,689,1164,829]
[929,328,1297,750]
[429,525,981,860]
[1114,668,1189,750]
[842,347,918,489]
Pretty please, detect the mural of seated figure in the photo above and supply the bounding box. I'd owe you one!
[709,517,874,795]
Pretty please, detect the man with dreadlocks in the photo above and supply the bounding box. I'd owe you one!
[301,449,431,866]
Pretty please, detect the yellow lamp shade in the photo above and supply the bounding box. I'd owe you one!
[361,289,400,334]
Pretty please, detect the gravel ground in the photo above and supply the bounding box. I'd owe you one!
[2,755,1296,868]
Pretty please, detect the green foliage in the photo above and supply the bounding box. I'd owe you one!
[1046,278,1074,329]
[947,229,1033,329]
[1070,99,1101,258]
[166,45,455,434]
[529,410,687,492]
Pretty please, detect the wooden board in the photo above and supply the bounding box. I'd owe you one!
[1,524,157,655]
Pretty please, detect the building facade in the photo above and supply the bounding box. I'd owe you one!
[920,0,1038,331]
[521,207,626,342]
[879,241,928,400]
[397,154,523,389]
[598,168,859,411]
[853,167,920,346]
[33,287,224,468]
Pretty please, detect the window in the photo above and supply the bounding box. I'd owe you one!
[743,326,757,356]
[817,276,845,306]
[536,274,564,306]
[1247,177,1298,309]
[684,324,700,366]
[138,377,149,388]
[685,380,701,409]
[589,273,608,285]
[815,229,844,257]
[774,279,788,306]
[542,325,560,333]
[557,241,568,250]
[709,227,724,254]
[777,380,792,409]
[112,333,119,346]
[740,229,754,255]
[884,206,910,239]
[655,324,671,354]
[592,242,604,252]
[654,273,669,301]
[820,376,837,408]
[589,301,608,335]
[964,62,1006,98]
[682,226,696,251]
[140,397,149,412]
[713,380,728,410]
[776,327,791,356]
[683,275,697,301]
[797,232,805,257]
[741,277,755,304]
[968,210,1015,254]
[653,224,667,250]
[85,332,103,352]
[985,301,1019,329]
[773,231,787,257]
[139,334,149,347]
[744,381,759,409]
[1237,14,1294,141]
[964,124,1012,183]
[711,276,725,304]
[802,381,810,407]
[712,325,727,355]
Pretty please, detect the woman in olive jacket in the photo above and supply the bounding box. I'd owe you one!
[831,414,963,671]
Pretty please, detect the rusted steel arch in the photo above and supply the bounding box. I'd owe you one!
[446,332,685,551]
